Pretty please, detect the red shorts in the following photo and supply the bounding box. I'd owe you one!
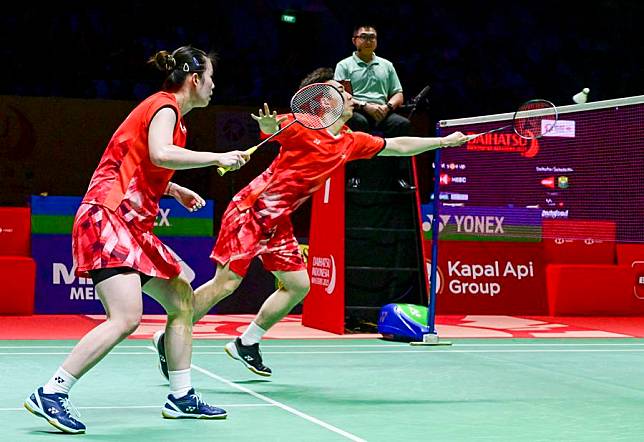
[72,203,181,279]
[211,202,305,277]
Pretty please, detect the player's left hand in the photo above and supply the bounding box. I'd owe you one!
[251,103,288,134]
[169,184,206,212]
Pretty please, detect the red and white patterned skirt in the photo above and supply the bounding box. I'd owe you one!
[72,203,181,279]
[211,202,305,277]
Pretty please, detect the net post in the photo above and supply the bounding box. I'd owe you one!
[411,139,451,346]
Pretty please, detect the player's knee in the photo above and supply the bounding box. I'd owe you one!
[113,313,142,336]
[220,278,242,297]
[289,279,310,302]
[170,282,195,317]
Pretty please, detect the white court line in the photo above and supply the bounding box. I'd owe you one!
[190,363,367,442]
[1,404,272,412]
[6,348,644,356]
[190,342,644,348]
[0,352,156,355]
[3,342,644,351]
[196,349,644,354]
[0,346,85,349]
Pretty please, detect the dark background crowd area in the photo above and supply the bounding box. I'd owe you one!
[2,1,642,121]
[1,0,642,225]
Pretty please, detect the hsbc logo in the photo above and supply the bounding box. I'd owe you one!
[553,238,602,246]
[440,174,467,185]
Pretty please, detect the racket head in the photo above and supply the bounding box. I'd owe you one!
[512,99,558,139]
[289,83,344,130]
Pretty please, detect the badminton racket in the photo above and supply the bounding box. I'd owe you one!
[466,99,558,141]
[217,83,345,175]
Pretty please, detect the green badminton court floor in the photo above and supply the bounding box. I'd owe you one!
[2,338,644,441]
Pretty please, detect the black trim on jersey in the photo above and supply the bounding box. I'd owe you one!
[374,138,387,156]
[150,104,181,133]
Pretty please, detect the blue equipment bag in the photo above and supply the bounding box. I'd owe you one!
[377,303,431,342]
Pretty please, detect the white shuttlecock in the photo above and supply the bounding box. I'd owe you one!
[572,87,590,104]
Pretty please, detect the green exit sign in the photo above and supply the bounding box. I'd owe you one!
[281,13,296,24]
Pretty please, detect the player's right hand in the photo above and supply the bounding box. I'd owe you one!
[217,150,250,170]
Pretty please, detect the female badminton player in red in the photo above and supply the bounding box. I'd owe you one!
[24,46,250,434]
[153,67,467,379]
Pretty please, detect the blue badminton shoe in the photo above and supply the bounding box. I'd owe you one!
[24,387,86,434]
[162,388,227,419]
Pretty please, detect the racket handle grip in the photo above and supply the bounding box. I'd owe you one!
[216,146,258,176]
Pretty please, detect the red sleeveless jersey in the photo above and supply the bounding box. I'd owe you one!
[82,91,187,231]
[232,114,385,229]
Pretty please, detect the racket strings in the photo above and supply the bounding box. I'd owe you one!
[513,100,557,138]
[290,83,344,129]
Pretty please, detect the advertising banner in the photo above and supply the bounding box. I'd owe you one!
[31,196,215,314]
[421,204,542,242]
[423,240,548,315]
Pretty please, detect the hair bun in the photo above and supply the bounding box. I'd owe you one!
[165,54,176,72]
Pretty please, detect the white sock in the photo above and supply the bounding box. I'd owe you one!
[169,368,192,399]
[43,367,78,395]
[240,321,266,346]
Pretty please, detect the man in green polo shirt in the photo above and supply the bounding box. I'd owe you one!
[334,24,410,138]
[335,24,412,189]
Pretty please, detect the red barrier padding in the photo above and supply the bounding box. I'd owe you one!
[616,244,644,299]
[0,256,36,315]
[303,166,346,334]
[542,220,616,264]
[546,264,644,316]
[616,243,644,266]
[0,207,31,256]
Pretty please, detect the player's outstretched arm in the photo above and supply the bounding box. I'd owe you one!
[379,131,468,157]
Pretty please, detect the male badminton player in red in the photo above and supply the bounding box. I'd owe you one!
[24,46,250,434]
[153,67,467,378]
